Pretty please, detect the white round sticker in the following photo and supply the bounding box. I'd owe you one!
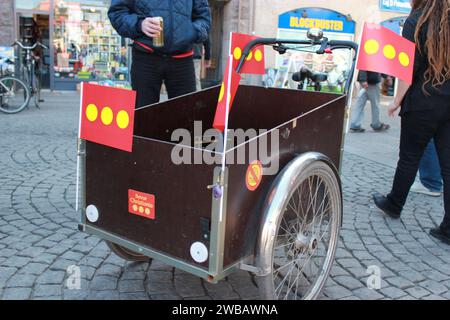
[190,242,208,263]
[86,204,99,223]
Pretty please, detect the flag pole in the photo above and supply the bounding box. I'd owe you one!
[218,55,234,222]
[75,82,84,212]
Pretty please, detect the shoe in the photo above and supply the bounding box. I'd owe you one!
[372,193,401,219]
[430,227,450,245]
[410,181,442,197]
[372,123,390,132]
[350,127,365,133]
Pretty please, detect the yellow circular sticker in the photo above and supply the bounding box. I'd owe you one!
[399,52,410,67]
[86,104,98,122]
[116,110,130,129]
[101,107,113,126]
[233,47,242,60]
[383,45,396,60]
[246,160,263,191]
[364,39,380,55]
[254,49,263,62]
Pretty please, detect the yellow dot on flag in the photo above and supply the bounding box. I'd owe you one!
[218,83,225,103]
[364,39,379,55]
[246,51,253,61]
[145,208,150,215]
[101,107,113,126]
[139,206,144,213]
[86,104,98,122]
[383,45,396,60]
[254,49,263,62]
[132,204,138,211]
[116,110,129,129]
[399,52,410,67]
[233,47,242,60]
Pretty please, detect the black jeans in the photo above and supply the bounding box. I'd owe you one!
[388,107,450,231]
[131,48,196,108]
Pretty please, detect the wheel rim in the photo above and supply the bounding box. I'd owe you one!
[270,164,341,300]
[0,78,29,113]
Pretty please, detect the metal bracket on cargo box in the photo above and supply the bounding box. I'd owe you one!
[239,263,267,276]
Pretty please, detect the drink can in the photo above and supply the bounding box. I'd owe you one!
[153,17,164,47]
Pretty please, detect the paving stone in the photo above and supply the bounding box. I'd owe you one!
[90,276,118,291]
[203,281,239,300]
[88,290,120,300]
[380,286,407,299]
[36,271,66,285]
[401,270,426,283]
[119,292,149,300]
[418,280,447,295]
[2,287,32,300]
[34,284,62,297]
[174,275,205,298]
[2,256,31,268]
[352,288,384,300]
[422,294,446,300]
[146,281,177,295]
[406,286,431,299]
[6,274,37,288]
[322,286,353,299]
[118,280,145,293]
[95,264,122,277]
[32,253,58,265]
[150,293,182,300]
[18,263,48,275]
[333,276,365,290]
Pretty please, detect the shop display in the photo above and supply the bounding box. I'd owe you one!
[53,1,129,83]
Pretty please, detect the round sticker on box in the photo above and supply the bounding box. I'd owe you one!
[190,242,208,263]
[86,204,99,223]
[246,160,263,191]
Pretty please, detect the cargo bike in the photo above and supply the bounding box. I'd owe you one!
[77,29,358,300]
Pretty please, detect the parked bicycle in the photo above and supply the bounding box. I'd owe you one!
[0,40,47,114]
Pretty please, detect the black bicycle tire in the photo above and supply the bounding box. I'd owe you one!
[0,76,31,114]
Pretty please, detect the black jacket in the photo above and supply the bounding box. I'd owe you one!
[108,0,211,55]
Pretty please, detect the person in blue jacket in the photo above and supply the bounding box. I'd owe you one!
[108,0,211,107]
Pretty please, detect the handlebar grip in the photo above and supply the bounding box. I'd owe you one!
[316,37,329,54]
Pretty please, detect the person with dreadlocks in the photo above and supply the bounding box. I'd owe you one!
[372,0,450,245]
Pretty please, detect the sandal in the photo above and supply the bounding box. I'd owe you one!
[372,123,390,132]
[350,127,366,133]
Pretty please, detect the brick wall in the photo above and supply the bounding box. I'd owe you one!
[0,0,15,46]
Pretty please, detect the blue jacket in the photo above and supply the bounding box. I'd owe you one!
[108,0,211,55]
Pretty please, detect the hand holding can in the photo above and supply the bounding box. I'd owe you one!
[141,17,163,44]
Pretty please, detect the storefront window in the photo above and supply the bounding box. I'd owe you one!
[16,0,50,11]
[53,0,129,85]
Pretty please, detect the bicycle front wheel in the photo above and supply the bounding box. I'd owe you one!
[0,77,30,114]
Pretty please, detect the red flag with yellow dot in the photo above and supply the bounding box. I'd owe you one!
[79,83,136,152]
[357,23,415,84]
[230,32,265,75]
[213,56,242,132]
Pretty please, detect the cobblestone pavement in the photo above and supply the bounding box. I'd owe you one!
[0,92,449,300]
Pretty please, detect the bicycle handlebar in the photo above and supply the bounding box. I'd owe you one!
[12,40,48,50]
[236,37,359,95]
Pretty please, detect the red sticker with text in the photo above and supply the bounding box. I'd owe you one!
[128,189,155,220]
[246,160,263,191]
